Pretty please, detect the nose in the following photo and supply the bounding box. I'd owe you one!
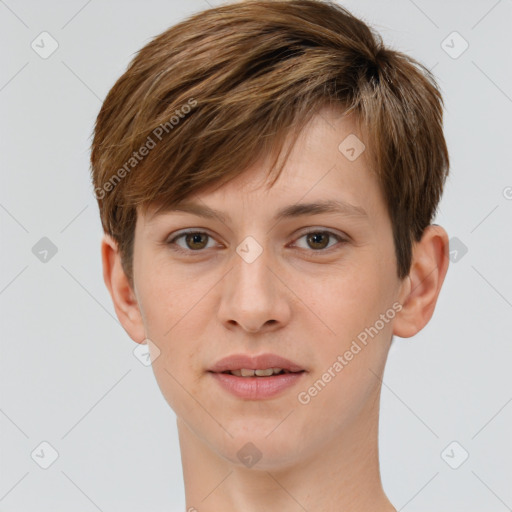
[217,244,292,334]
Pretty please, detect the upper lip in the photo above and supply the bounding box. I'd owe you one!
[208,353,305,373]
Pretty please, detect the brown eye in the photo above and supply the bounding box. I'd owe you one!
[294,230,346,252]
[168,231,215,253]
[166,228,346,256]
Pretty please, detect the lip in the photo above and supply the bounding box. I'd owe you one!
[208,353,305,373]
[208,353,306,400]
[210,371,305,400]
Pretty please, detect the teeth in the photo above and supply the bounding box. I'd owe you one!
[230,368,284,377]
[255,368,275,376]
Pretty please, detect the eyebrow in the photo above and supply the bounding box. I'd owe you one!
[154,199,369,223]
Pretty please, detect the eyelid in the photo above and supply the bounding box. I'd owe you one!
[293,226,348,240]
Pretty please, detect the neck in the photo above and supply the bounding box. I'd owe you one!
[177,395,396,512]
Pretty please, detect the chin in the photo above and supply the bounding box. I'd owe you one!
[214,428,306,470]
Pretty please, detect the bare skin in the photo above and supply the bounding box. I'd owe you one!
[101,106,449,511]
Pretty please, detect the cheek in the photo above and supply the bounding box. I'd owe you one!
[296,261,392,397]
[295,259,381,337]
[136,258,211,375]
[137,258,200,337]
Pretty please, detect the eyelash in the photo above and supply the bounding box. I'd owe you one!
[166,229,348,256]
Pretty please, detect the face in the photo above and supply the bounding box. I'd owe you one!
[129,107,410,469]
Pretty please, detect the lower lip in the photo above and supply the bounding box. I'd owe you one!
[209,371,306,400]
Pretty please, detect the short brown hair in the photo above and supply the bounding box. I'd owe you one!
[90,0,449,287]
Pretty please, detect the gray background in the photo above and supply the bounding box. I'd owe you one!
[1,0,511,510]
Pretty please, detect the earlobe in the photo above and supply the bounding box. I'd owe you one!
[101,234,146,343]
[393,225,450,339]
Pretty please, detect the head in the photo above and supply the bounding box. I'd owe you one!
[91,0,450,469]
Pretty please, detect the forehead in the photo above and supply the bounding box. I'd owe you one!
[141,106,385,228]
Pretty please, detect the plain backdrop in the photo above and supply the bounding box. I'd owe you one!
[1,0,511,511]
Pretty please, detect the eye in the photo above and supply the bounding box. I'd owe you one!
[166,228,347,255]
[292,229,347,252]
[167,230,218,253]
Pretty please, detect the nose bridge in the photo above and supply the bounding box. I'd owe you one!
[233,236,275,305]
[219,235,287,332]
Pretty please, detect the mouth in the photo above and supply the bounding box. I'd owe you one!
[208,352,306,375]
[207,353,306,399]
[219,368,304,377]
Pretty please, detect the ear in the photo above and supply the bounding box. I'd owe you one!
[101,233,146,344]
[393,224,450,338]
